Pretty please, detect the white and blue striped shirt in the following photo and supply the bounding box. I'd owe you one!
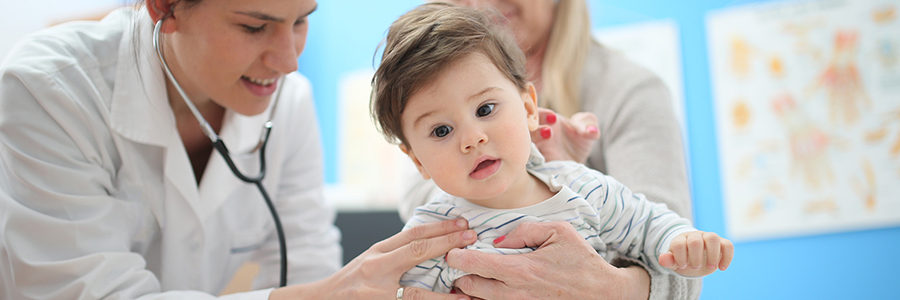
[400,145,695,293]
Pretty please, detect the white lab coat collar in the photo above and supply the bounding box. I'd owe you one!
[108,8,276,222]
[109,8,172,147]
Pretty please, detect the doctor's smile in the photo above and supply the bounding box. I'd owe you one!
[241,75,279,97]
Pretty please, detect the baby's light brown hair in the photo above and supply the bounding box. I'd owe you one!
[370,2,528,147]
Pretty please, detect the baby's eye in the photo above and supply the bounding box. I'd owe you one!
[432,125,452,138]
[476,104,494,117]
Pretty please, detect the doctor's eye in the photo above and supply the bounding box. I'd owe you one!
[431,125,452,138]
[476,103,494,117]
[242,24,266,34]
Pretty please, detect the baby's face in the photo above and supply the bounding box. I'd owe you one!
[400,52,539,204]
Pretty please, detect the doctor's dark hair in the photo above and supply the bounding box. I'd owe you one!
[370,2,528,147]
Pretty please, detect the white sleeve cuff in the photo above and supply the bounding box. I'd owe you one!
[217,288,274,300]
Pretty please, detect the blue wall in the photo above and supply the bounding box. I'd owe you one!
[298,0,421,184]
[299,1,899,299]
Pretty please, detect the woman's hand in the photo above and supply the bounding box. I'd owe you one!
[446,221,651,300]
[531,108,600,163]
[272,218,477,300]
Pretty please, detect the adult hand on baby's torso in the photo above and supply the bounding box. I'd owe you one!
[446,221,650,300]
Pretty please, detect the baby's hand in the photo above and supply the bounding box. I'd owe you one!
[658,231,734,277]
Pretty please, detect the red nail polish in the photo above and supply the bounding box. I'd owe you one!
[450,289,457,294]
[540,127,551,139]
[493,235,505,244]
[546,113,557,124]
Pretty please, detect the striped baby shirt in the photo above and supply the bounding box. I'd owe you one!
[399,145,696,293]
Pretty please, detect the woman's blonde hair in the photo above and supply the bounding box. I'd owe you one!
[540,0,591,117]
[371,3,528,146]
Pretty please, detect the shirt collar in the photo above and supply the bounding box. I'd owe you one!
[109,7,173,147]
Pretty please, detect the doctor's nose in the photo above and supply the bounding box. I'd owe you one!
[460,127,488,153]
[263,29,302,74]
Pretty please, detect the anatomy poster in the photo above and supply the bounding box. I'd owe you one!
[707,0,900,240]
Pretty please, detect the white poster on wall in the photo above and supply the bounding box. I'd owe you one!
[707,0,900,240]
[594,20,688,149]
[326,70,419,211]
[593,19,692,195]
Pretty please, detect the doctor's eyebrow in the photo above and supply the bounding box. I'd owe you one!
[234,4,318,23]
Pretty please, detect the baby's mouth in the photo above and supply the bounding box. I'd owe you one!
[470,158,501,180]
[473,159,498,173]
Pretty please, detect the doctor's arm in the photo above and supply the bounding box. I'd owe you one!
[0,64,222,300]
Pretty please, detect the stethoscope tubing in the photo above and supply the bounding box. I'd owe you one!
[153,16,289,287]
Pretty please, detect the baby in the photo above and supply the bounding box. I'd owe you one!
[370,3,733,294]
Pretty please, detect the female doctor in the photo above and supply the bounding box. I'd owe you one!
[0,0,481,299]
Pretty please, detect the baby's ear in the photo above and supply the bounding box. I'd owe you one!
[523,83,539,131]
[399,144,431,180]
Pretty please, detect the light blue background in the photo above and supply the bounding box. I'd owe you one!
[298,1,899,299]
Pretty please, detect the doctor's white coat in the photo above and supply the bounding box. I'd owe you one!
[0,8,341,300]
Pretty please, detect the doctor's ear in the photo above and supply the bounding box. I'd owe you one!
[147,0,178,33]
[399,144,431,180]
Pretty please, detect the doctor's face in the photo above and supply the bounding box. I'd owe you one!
[161,0,316,116]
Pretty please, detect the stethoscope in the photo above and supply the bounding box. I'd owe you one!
[153,17,289,287]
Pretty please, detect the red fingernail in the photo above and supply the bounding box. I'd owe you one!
[540,127,551,139]
[450,289,457,294]
[445,253,449,260]
[493,235,506,244]
[546,113,557,124]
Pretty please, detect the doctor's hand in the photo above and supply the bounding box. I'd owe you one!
[446,221,651,300]
[531,108,600,164]
[271,218,476,300]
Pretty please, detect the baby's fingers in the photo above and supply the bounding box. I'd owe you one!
[686,232,705,270]
[719,238,735,271]
[668,234,689,269]
[658,252,677,270]
[703,232,722,270]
